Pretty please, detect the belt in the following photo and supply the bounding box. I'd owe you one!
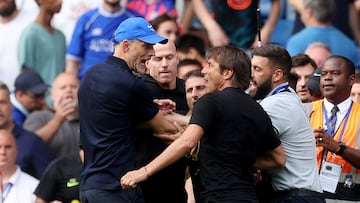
[275,189,324,199]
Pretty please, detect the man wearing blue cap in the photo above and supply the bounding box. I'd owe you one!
[78,17,179,203]
[11,70,48,126]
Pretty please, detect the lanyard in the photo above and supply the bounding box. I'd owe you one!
[3,182,12,200]
[271,84,289,95]
[323,102,353,142]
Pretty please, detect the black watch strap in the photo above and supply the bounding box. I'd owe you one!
[336,142,347,156]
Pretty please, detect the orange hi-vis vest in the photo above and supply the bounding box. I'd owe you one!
[309,99,360,183]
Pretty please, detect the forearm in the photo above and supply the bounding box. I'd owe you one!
[181,0,194,33]
[261,0,281,39]
[191,0,219,32]
[35,117,63,143]
[65,59,80,77]
[146,126,201,176]
[254,145,286,170]
[165,112,190,128]
[338,146,360,169]
[288,0,303,13]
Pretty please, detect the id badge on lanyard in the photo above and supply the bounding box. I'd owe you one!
[319,161,342,193]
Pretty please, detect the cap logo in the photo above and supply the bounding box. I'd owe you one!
[313,73,321,77]
[147,24,155,31]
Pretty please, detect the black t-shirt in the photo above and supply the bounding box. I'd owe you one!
[190,88,281,202]
[34,153,82,203]
[135,74,189,203]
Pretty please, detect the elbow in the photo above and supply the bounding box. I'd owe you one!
[182,137,198,155]
[275,145,286,167]
[276,154,286,168]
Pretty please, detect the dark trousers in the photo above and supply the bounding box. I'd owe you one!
[80,187,144,203]
[270,189,326,203]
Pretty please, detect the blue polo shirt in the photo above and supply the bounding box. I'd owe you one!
[12,124,52,178]
[67,7,139,80]
[79,55,159,191]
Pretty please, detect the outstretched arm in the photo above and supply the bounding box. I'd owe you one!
[191,0,229,46]
[120,124,203,189]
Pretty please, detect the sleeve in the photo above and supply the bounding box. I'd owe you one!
[260,97,287,137]
[33,159,60,202]
[67,14,88,60]
[129,79,159,123]
[256,112,282,156]
[23,111,50,132]
[189,94,215,133]
[18,26,36,69]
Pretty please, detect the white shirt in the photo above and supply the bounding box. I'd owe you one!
[323,97,352,136]
[0,10,35,91]
[4,166,39,203]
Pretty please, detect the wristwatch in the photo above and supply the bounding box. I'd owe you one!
[335,142,347,156]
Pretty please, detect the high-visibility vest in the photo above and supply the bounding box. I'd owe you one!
[309,99,360,183]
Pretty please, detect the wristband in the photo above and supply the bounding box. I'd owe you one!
[335,142,347,156]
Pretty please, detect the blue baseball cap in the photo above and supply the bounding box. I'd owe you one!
[112,17,168,45]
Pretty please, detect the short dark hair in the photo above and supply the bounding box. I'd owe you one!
[252,44,292,78]
[178,59,202,71]
[292,54,317,69]
[207,45,251,90]
[175,34,205,57]
[326,55,355,77]
[0,82,10,95]
[183,69,204,82]
[150,13,177,31]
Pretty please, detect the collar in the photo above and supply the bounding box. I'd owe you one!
[267,82,289,97]
[99,5,126,17]
[10,93,29,116]
[323,97,352,114]
[6,166,21,185]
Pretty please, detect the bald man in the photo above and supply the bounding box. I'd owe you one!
[0,130,39,202]
[24,73,80,159]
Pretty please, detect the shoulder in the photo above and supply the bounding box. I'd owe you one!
[12,125,43,143]
[26,109,54,121]
[18,168,39,185]
[79,8,99,20]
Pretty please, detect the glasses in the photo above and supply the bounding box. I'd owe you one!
[25,92,46,100]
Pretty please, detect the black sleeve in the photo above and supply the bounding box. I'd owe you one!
[33,159,61,202]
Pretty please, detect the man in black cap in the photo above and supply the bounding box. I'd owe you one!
[306,67,323,102]
[11,70,48,126]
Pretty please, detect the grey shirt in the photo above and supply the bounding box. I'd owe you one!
[260,83,322,192]
[24,109,80,159]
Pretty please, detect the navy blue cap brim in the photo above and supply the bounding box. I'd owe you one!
[28,84,48,94]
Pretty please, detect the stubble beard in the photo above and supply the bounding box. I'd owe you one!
[0,1,16,17]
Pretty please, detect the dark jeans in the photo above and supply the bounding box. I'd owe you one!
[80,187,144,203]
[270,189,326,203]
